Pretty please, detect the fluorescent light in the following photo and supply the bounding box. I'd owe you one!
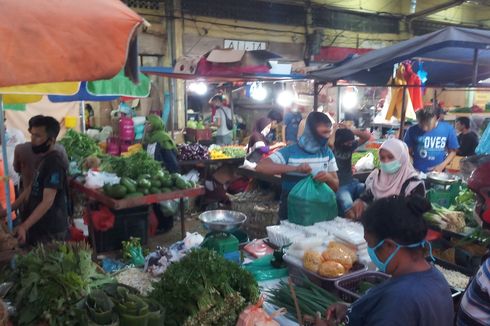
[188,82,208,95]
[276,90,295,107]
[251,82,268,101]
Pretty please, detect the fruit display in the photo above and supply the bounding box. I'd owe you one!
[209,145,246,160]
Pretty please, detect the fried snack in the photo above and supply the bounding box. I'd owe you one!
[327,241,357,262]
[303,250,323,273]
[318,261,345,278]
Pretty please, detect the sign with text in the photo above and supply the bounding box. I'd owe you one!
[224,39,267,50]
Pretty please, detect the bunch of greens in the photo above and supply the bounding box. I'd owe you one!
[100,150,163,180]
[149,248,259,326]
[5,242,113,325]
[266,276,340,321]
[449,188,477,227]
[60,129,101,164]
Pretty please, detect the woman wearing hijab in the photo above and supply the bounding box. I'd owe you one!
[352,138,425,219]
[143,115,179,233]
[256,112,339,220]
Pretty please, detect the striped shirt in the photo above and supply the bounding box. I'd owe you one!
[457,257,490,326]
[269,144,338,192]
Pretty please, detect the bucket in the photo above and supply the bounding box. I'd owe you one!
[65,116,77,129]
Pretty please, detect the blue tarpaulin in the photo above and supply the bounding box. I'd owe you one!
[309,27,490,87]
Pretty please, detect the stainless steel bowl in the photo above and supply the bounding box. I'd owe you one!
[199,210,247,232]
[427,172,459,185]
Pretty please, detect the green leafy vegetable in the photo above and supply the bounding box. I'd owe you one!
[60,129,101,165]
[149,248,259,326]
[100,151,163,180]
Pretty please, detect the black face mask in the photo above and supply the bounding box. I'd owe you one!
[32,139,51,154]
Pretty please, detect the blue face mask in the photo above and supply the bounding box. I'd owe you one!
[367,239,433,273]
[380,160,402,174]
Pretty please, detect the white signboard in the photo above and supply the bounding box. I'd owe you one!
[224,39,267,50]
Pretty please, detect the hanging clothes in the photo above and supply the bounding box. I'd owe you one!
[385,65,416,121]
[403,62,424,111]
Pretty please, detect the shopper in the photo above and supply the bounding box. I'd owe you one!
[329,124,370,219]
[457,161,490,326]
[352,138,424,219]
[7,116,69,245]
[143,115,179,233]
[211,95,233,145]
[403,107,459,172]
[266,109,283,144]
[282,106,303,145]
[3,117,25,192]
[13,115,68,192]
[455,116,479,157]
[256,112,339,220]
[320,196,453,326]
[246,117,284,163]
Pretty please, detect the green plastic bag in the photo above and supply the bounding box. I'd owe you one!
[243,255,288,281]
[287,175,338,225]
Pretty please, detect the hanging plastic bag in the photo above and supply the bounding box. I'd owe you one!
[237,296,286,326]
[288,175,338,225]
[476,123,490,155]
[355,152,375,171]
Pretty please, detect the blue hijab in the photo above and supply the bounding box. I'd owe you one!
[298,112,331,154]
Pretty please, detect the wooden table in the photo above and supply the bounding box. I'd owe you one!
[71,180,205,251]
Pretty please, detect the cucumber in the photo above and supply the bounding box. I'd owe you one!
[125,192,144,198]
[161,187,172,193]
[151,179,162,188]
[107,184,127,199]
[138,178,152,189]
[149,187,161,194]
[120,177,137,193]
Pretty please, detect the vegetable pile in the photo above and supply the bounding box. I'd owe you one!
[266,277,340,321]
[450,188,477,227]
[178,143,209,161]
[100,151,162,180]
[5,242,113,325]
[220,146,246,158]
[423,204,466,232]
[60,129,101,164]
[149,248,259,326]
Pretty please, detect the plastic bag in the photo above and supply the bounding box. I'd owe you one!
[85,170,120,189]
[237,296,285,326]
[476,123,490,155]
[355,152,375,171]
[243,255,288,281]
[288,176,338,225]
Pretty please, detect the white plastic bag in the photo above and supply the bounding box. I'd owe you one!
[355,152,375,171]
[85,170,120,189]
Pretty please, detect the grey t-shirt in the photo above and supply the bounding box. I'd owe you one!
[334,140,359,187]
[215,106,232,136]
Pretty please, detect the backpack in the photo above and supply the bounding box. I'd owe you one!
[219,107,233,130]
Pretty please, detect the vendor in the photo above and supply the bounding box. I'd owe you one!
[265,109,283,144]
[320,196,453,325]
[282,105,303,145]
[143,115,179,233]
[210,95,233,145]
[352,139,424,219]
[403,107,459,173]
[457,161,490,326]
[256,112,339,220]
[328,124,371,219]
[6,116,69,245]
[455,117,479,157]
[246,117,284,163]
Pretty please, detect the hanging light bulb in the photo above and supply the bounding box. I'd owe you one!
[342,86,358,111]
[276,90,295,107]
[250,82,268,101]
[188,82,208,95]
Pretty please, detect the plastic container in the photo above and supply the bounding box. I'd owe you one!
[283,254,367,291]
[92,206,149,253]
[335,271,390,303]
[119,117,135,141]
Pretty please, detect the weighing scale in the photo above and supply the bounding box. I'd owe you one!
[426,172,461,207]
[198,210,247,263]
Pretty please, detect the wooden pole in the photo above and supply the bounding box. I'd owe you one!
[398,85,407,140]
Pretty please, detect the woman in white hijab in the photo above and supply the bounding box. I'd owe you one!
[351,138,425,219]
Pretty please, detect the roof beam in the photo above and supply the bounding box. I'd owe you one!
[406,0,466,21]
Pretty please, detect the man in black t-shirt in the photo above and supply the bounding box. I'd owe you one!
[455,117,479,157]
[6,116,69,246]
[329,124,370,219]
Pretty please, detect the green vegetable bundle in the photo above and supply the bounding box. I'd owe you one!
[266,276,340,321]
[5,242,113,325]
[449,188,477,227]
[149,248,259,326]
[423,204,466,232]
[60,129,101,165]
[100,150,163,180]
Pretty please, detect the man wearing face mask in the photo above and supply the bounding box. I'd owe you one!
[13,115,68,193]
[457,161,490,326]
[352,139,425,219]
[6,116,69,245]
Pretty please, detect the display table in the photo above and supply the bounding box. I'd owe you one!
[179,157,244,181]
[71,180,205,251]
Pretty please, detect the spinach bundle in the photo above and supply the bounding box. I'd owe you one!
[149,248,259,326]
[100,150,163,180]
[60,129,101,164]
[5,242,113,325]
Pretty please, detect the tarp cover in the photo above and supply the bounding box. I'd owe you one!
[0,0,142,87]
[309,27,490,86]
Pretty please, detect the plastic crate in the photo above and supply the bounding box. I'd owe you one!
[284,254,367,292]
[334,271,390,303]
[92,206,149,253]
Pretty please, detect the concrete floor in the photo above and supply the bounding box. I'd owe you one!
[147,213,207,249]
